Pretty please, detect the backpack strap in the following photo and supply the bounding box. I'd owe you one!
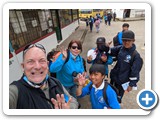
[89,81,110,107]
[89,83,93,91]
[103,81,109,107]
[82,58,87,72]
[130,50,143,70]
[130,50,138,66]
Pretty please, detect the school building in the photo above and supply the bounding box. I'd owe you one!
[9,9,79,83]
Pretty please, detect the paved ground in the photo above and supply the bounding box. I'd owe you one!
[60,19,145,109]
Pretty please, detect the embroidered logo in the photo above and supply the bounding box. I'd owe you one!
[98,96,105,104]
[124,55,131,63]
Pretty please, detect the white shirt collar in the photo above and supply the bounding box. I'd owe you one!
[92,80,105,92]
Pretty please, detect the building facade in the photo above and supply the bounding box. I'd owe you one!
[112,9,145,20]
[9,9,79,83]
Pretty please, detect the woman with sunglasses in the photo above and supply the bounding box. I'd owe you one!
[49,40,85,99]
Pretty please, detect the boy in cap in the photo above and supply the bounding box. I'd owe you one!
[113,23,129,46]
[109,30,143,103]
[87,37,113,77]
[76,64,120,109]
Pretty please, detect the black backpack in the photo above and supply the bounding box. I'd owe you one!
[89,80,119,108]
[113,32,121,46]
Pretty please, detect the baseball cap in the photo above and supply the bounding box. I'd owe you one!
[122,30,135,40]
[96,37,106,44]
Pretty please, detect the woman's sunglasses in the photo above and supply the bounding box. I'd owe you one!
[71,46,81,50]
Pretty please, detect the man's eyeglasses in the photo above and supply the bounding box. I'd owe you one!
[23,43,46,57]
[71,46,81,50]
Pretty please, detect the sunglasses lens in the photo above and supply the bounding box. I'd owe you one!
[71,46,76,49]
[71,46,81,50]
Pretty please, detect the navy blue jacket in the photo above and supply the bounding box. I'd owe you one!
[110,44,142,87]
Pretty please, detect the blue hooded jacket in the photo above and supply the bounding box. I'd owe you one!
[49,52,84,87]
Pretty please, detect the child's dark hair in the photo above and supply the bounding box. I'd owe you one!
[47,51,54,61]
[47,49,59,61]
[89,64,106,75]
[122,23,129,28]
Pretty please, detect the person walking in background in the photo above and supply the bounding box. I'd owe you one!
[107,13,112,26]
[9,43,78,109]
[85,16,89,27]
[104,14,108,25]
[97,13,101,19]
[49,40,85,99]
[95,18,101,33]
[113,12,116,21]
[89,15,94,32]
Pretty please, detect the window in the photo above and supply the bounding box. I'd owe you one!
[58,9,72,28]
[79,9,92,14]
[72,9,78,21]
[9,9,55,51]
[9,9,78,52]
[9,10,26,49]
[93,9,103,12]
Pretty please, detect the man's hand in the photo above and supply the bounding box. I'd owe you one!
[51,94,72,109]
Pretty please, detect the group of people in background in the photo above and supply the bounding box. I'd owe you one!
[85,13,103,32]
[103,13,113,26]
[85,12,117,33]
[9,22,143,109]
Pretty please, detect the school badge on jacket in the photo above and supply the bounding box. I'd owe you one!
[124,55,131,63]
